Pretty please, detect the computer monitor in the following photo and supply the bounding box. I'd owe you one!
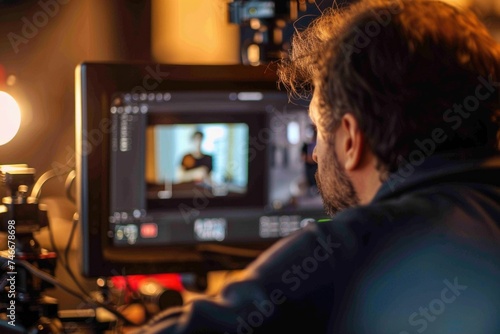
[76,63,325,277]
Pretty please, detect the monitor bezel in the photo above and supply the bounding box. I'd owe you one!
[76,63,290,277]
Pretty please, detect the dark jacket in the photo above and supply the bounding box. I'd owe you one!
[136,155,500,333]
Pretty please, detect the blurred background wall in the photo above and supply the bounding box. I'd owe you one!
[0,0,151,198]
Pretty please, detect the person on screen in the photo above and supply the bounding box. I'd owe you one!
[177,131,213,184]
[134,0,500,333]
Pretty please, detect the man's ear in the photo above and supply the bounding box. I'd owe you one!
[339,113,364,171]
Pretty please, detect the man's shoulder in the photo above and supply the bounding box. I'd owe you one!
[315,181,500,331]
[321,182,500,255]
[331,175,500,227]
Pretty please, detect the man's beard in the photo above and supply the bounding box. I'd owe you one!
[315,150,360,216]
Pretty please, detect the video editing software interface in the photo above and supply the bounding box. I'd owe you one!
[107,90,324,247]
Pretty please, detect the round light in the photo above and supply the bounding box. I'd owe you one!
[0,91,21,145]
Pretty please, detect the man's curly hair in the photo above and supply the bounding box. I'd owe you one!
[278,0,500,174]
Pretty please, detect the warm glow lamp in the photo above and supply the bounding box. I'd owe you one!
[0,91,21,146]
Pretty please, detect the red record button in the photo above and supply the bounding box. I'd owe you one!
[140,223,158,238]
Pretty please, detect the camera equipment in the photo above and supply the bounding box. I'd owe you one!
[229,0,297,63]
[228,0,342,64]
[0,165,62,333]
[138,278,183,315]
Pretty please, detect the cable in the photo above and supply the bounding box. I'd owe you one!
[48,216,64,268]
[65,170,76,204]
[31,169,69,199]
[46,212,108,322]
[46,215,118,323]
[32,168,89,299]
[62,214,95,302]
[47,212,136,328]
[16,259,84,300]
[44,210,90,300]
[16,259,134,326]
[45,215,100,327]
[64,214,78,273]
[34,168,85,296]
[22,168,136,327]
[33,168,88,299]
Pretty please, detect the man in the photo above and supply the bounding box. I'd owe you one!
[136,0,500,332]
[178,131,213,184]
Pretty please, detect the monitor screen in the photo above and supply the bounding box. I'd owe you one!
[76,63,326,277]
[147,123,249,200]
